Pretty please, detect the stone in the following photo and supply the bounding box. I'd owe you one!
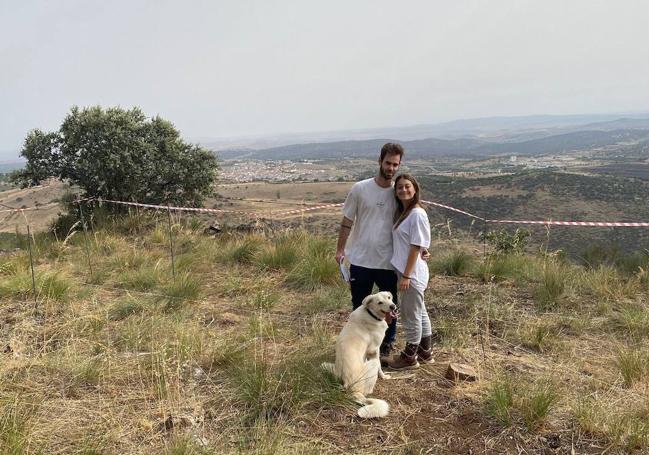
[445,363,478,382]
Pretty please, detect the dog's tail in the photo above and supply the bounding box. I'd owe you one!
[353,393,389,419]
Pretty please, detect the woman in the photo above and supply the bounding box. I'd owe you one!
[387,174,433,370]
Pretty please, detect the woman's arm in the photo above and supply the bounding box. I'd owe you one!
[399,244,421,291]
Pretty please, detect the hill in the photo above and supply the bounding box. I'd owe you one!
[417,170,649,259]
[0,215,648,453]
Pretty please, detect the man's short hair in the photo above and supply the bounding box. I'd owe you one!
[379,143,405,162]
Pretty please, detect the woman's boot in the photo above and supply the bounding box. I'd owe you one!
[416,335,435,364]
[387,343,420,370]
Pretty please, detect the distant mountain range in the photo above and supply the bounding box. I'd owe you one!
[202,113,649,157]
[214,126,649,161]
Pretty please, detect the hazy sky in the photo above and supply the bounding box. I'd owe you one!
[1,0,648,158]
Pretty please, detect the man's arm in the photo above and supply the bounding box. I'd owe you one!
[335,216,354,264]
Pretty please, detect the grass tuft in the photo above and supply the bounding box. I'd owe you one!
[229,236,265,264]
[615,347,649,388]
[520,321,561,353]
[485,377,514,426]
[308,285,348,313]
[431,250,473,276]
[476,254,540,284]
[519,379,559,431]
[38,271,72,301]
[574,397,649,451]
[286,236,338,290]
[0,399,37,453]
[256,232,303,270]
[608,304,649,340]
[534,262,567,311]
[162,273,201,312]
[108,296,147,321]
[247,289,280,310]
[117,264,162,291]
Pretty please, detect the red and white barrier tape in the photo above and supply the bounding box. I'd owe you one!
[0,202,59,214]
[96,198,254,215]
[420,199,649,227]
[95,198,343,217]
[487,219,649,227]
[10,196,649,228]
[421,199,485,221]
[271,202,344,217]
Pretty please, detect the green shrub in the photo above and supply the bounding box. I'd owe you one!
[484,228,530,255]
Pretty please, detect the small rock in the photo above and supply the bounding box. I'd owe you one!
[445,363,478,382]
[192,435,209,447]
[159,415,174,432]
[157,414,196,432]
[206,224,222,235]
[193,367,206,379]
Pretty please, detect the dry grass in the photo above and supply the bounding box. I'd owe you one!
[2,213,649,453]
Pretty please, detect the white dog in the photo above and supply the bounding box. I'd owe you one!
[322,291,396,418]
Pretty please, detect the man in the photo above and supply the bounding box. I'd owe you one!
[336,142,404,363]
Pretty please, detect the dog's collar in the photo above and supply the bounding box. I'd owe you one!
[366,307,384,322]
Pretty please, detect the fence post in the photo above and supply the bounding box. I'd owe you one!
[166,205,176,280]
[26,224,37,306]
[482,219,488,259]
[78,200,94,282]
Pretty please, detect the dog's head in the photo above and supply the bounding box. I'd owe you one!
[362,291,396,318]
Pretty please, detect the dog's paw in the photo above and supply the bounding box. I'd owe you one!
[379,371,392,380]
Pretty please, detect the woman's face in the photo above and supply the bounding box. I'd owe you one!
[396,178,416,202]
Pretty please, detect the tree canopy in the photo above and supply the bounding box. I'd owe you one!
[12,106,218,206]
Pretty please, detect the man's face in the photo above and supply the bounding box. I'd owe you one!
[379,153,401,181]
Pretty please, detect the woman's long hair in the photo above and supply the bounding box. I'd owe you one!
[393,174,421,228]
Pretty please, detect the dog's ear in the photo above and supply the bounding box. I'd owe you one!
[361,295,374,307]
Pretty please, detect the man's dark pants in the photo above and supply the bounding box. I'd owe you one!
[349,264,398,349]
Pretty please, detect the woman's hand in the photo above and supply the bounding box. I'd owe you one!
[399,276,411,291]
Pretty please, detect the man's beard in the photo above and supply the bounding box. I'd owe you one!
[379,167,394,180]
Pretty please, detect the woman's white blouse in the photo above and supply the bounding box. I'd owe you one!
[390,207,431,292]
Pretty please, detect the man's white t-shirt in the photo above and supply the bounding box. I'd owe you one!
[342,178,396,270]
[390,207,431,292]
